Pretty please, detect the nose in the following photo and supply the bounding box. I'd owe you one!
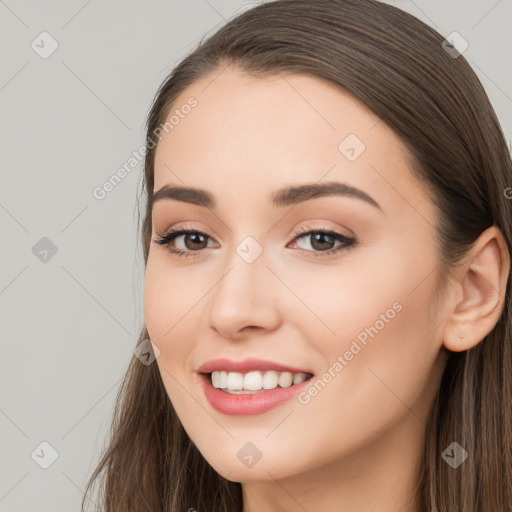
[207,245,282,340]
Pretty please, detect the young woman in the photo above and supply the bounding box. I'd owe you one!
[82,1,512,510]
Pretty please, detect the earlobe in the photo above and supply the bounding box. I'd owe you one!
[443,226,510,353]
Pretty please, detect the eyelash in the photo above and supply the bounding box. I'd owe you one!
[153,224,356,259]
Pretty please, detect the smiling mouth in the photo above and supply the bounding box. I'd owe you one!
[203,370,315,394]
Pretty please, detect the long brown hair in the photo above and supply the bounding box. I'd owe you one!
[82,1,512,510]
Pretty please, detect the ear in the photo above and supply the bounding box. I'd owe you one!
[443,226,510,352]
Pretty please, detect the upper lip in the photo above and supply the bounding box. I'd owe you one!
[198,357,313,375]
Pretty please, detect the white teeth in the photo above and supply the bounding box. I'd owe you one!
[263,370,278,389]
[210,370,311,393]
[226,371,244,390]
[278,372,293,388]
[293,373,308,385]
[244,371,263,391]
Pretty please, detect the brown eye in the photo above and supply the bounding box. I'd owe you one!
[181,232,209,250]
[290,227,356,257]
[308,232,336,251]
[154,228,217,258]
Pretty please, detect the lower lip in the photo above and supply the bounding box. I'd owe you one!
[199,373,313,416]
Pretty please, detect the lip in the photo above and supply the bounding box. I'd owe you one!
[199,372,313,416]
[197,357,313,374]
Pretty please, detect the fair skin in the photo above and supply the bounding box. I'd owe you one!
[144,67,509,512]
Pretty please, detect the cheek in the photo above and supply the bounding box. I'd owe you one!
[143,254,201,342]
[286,277,441,472]
[297,235,437,368]
[272,244,416,347]
[143,259,169,341]
[299,245,442,421]
[143,257,204,411]
[144,269,191,396]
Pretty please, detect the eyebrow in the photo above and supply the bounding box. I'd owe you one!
[151,181,382,211]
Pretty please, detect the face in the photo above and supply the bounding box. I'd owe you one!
[144,67,450,482]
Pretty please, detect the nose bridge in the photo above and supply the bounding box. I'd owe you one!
[213,234,269,309]
[207,232,280,336]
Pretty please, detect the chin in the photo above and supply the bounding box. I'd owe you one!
[200,447,297,483]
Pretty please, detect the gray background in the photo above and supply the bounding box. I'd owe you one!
[1,1,511,510]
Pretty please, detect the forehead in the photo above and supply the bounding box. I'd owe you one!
[152,67,431,221]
